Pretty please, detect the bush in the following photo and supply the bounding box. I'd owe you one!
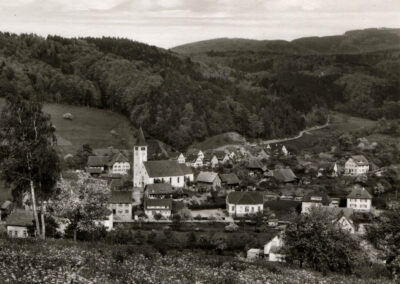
[62,112,73,120]
[225,223,239,232]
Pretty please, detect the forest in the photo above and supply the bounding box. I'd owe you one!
[0,29,399,150]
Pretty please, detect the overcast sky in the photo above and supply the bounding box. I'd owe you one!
[0,0,399,48]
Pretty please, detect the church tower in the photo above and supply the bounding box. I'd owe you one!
[133,127,148,187]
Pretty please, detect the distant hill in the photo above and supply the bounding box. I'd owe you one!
[171,28,400,54]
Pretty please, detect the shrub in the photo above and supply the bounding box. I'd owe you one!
[62,112,73,120]
[225,223,239,232]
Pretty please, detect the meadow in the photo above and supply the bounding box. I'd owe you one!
[0,238,394,283]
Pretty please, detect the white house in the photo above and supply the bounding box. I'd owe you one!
[87,149,130,176]
[264,234,285,262]
[203,152,219,168]
[169,152,186,164]
[226,191,264,217]
[133,128,190,188]
[301,195,330,213]
[281,145,289,156]
[247,248,262,261]
[108,191,133,222]
[6,209,34,238]
[333,214,356,234]
[144,198,172,219]
[214,151,230,164]
[344,155,369,176]
[346,186,372,212]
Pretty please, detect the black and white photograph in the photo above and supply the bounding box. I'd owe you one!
[0,0,399,283]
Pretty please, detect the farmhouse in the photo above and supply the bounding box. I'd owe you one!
[272,168,298,183]
[203,152,219,168]
[108,191,133,221]
[6,209,34,238]
[301,194,330,213]
[226,191,264,217]
[169,152,186,164]
[144,198,172,219]
[246,159,266,175]
[346,186,372,212]
[344,155,369,176]
[333,211,356,234]
[196,171,221,192]
[185,154,203,168]
[145,183,174,199]
[264,234,285,262]
[220,173,240,189]
[214,151,230,164]
[133,128,189,188]
[87,148,131,176]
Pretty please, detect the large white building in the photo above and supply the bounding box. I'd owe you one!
[133,128,193,188]
[344,155,369,176]
[346,186,372,212]
[226,191,264,217]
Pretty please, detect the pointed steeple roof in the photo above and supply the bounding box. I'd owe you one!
[136,127,147,146]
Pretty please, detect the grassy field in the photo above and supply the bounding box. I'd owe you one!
[0,238,393,283]
[0,98,136,156]
[192,132,246,150]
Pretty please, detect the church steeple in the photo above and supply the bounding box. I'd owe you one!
[136,127,147,146]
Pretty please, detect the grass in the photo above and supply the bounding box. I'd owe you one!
[192,132,246,150]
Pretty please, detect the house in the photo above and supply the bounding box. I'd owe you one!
[203,152,219,168]
[333,211,356,234]
[246,159,266,175]
[196,171,221,192]
[226,191,264,217]
[0,200,13,221]
[214,151,230,164]
[220,173,240,189]
[145,183,174,199]
[94,213,114,231]
[264,234,285,262]
[169,152,186,164]
[301,194,330,213]
[255,149,270,161]
[108,191,133,222]
[267,218,279,227]
[272,168,298,183]
[281,145,289,156]
[247,248,262,261]
[185,154,203,168]
[86,148,131,176]
[179,163,194,183]
[133,128,188,188]
[144,198,172,219]
[344,155,369,176]
[6,209,34,238]
[346,186,372,212]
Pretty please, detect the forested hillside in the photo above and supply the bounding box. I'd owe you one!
[0,29,399,150]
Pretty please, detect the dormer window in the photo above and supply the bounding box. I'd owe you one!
[135,147,138,150]
[141,147,146,151]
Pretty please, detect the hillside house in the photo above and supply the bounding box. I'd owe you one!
[272,168,298,183]
[246,159,266,175]
[108,191,133,222]
[144,198,172,219]
[301,194,330,213]
[179,164,194,183]
[281,145,289,156]
[87,149,131,176]
[196,171,221,192]
[185,154,203,168]
[346,186,372,212]
[6,209,34,238]
[247,248,262,261]
[169,152,186,164]
[214,151,230,164]
[220,173,240,189]
[203,152,219,168]
[226,191,264,217]
[145,183,174,199]
[264,234,285,262]
[333,212,356,234]
[344,155,369,176]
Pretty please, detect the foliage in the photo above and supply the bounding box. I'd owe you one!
[283,207,366,274]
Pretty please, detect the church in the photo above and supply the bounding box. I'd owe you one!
[133,128,193,188]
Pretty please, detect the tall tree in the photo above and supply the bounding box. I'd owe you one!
[0,95,60,239]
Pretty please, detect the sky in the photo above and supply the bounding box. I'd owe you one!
[0,0,399,48]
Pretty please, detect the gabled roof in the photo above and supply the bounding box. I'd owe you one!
[227,191,263,205]
[6,209,34,227]
[108,152,129,165]
[145,183,174,195]
[144,160,184,177]
[273,169,297,182]
[186,154,200,163]
[109,179,124,190]
[214,151,227,160]
[108,191,132,204]
[179,164,193,175]
[144,198,172,210]
[220,173,240,185]
[347,186,372,199]
[87,156,108,167]
[349,155,369,166]
[136,127,147,146]
[196,171,219,183]
[246,159,265,170]
[168,152,183,160]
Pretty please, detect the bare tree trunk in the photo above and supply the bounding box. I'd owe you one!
[40,203,46,240]
[74,229,77,241]
[30,180,41,238]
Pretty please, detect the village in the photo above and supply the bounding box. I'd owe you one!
[1,123,398,263]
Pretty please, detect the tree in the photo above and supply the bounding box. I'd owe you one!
[283,207,365,274]
[0,95,60,239]
[49,171,111,241]
[367,207,400,279]
[171,214,182,231]
[250,211,264,232]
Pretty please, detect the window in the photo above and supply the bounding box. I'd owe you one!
[258,206,261,211]
[231,205,235,211]
[14,231,18,237]
[23,230,27,237]
[125,210,129,213]
[135,147,138,150]
[169,178,172,183]
[118,210,123,214]
[177,177,180,183]
[141,147,146,151]
[245,206,249,212]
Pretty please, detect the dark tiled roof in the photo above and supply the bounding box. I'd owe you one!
[214,151,227,160]
[347,187,372,199]
[108,191,132,204]
[136,127,147,146]
[109,179,124,190]
[144,160,184,177]
[87,156,108,167]
[6,209,34,227]
[273,169,297,182]
[196,171,219,183]
[144,198,172,210]
[146,183,174,195]
[246,159,264,170]
[85,167,103,174]
[179,164,193,175]
[186,154,199,163]
[227,191,264,205]
[220,173,240,185]
[108,152,129,165]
